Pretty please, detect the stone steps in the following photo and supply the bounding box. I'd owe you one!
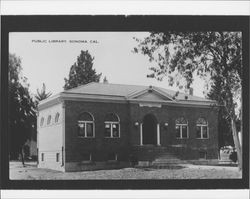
[133,145,184,167]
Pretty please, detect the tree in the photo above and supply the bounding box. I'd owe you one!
[134,32,242,170]
[35,83,52,102]
[64,50,102,90]
[207,77,234,148]
[103,76,109,83]
[9,54,36,162]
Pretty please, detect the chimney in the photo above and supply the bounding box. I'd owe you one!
[189,87,193,96]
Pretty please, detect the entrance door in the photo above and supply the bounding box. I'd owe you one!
[142,114,157,145]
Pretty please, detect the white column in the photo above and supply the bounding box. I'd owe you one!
[140,123,143,146]
[157,123,160,146]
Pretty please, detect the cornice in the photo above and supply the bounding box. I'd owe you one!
[38,91,218,111]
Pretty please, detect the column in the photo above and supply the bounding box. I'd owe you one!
[140,123,143,146]
[157,123,160,146]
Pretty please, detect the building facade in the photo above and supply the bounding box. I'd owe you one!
[37,82,219,171]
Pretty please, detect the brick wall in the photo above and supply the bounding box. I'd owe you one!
[129,103,219,159]
[64,100,219,165]
[64,100,131,163]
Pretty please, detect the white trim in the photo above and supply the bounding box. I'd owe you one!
[152,86,177,101]
[157,123,160,146]
[78,112,95,138]
[104,121,120,138]
[77,121,95,138]
[126,86,175,101]
[175,124,189,139]
[196,124,209,139]
[140,123,143,146]
[38,91,217,111]
[139,103,162,108]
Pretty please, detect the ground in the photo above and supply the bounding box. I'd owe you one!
[9,161,241,180]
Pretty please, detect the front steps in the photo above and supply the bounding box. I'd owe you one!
[132,145,186,168]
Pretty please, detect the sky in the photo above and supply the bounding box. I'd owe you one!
[9,32,206,98]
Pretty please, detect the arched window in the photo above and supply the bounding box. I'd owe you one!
[40,117,44,127]
[196,118,208,139]
[104,113,120,138]
[47,115,52,125]
[77,112,94,138]
[55,112,60,123]
[175,117,188,139]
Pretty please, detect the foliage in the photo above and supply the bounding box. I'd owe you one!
[64,50,102,90]
[134,31,242,168]
[134,31,242,118]
[9,54,36,159]
[229,150,238,163]
[35,83,52,102]
[103,76,108,83]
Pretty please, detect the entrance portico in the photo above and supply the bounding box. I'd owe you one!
[140,114,160,146]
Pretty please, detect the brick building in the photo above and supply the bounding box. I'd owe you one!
[37,82,219,171]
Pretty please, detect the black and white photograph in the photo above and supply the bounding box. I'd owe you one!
[7,30,244,180]
[1,14,249,193]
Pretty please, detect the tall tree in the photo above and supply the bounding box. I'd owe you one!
[207,77,234,148]
[35,83,52,102]
[64,50,102,90]
[9,54,36,160]
[134,32,242,169]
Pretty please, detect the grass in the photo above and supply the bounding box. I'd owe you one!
[9,161,242,180]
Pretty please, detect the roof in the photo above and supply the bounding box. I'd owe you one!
[38,82,216,110]
[63,82,212,102]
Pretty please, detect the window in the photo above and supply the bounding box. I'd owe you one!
[55,112,60,123]
[40,117,44,127]
[104,113,120,138]
[175,117,188,139]
[108,153,117,161]
[77,112,94,138]
[82,153,92,161]
[41,153,44,161]
[56,153,59,162]
[196,118,209,139]
[47,115,51,125]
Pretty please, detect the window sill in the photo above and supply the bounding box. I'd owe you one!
[176,138,189,139]
[104,137,120,139]
[78,136,95,139]
[196,138,209,139]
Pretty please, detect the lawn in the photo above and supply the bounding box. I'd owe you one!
[9,161,242,180]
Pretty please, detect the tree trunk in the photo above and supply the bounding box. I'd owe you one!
[231,119,242,170]
[20,147,25,167]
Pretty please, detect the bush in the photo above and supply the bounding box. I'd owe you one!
[229,151,237,163]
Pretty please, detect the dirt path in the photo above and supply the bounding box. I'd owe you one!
[9,161,242,180]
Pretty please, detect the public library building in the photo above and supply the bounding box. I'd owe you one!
[37,82,219,171]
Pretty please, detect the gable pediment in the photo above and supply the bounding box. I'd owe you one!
[134,90,171,101]
[127,86,174,102]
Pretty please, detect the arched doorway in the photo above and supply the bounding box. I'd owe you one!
[142,114,157,145]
